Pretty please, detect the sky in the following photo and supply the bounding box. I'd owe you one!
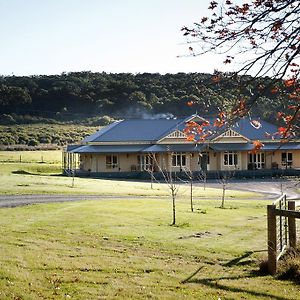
[0,0,234,76]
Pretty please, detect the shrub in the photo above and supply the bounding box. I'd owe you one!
[277,246,300,283]
[27,139,39,146]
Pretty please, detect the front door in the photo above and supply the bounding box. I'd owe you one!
[199,152,209,171]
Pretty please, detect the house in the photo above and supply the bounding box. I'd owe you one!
[63,114,300,178]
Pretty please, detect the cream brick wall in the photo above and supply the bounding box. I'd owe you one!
[271,150,300,169]
[79,149,300,173]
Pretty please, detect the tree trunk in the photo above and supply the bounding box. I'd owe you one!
[221,184,225,208]
[172,189,176,225]
[190,178,193,212]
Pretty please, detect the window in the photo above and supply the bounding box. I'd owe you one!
[223,151,238,166]
[106,155,118,169]
[137,155,152,171]
[249,153,265,169]
[281,152,293,167]
[172,153,186,167]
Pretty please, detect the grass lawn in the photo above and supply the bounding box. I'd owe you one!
[0,198,299,299]
[0,150,261,200]
[1,150,296,299]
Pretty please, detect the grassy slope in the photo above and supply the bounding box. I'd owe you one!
[0,199,299,299]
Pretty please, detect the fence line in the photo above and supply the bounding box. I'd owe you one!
[267,194,300,275]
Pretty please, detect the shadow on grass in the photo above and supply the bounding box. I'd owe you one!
[186,274,289,300]
[222,249,266,267]
[181,250,291,300]
[12,170,63,176]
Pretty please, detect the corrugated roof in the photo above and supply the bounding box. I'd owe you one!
[142,143,206,153]
[66,144,82,151]
[90,118,186,142]
[261,143,300,151]
[210,143,254,151]
[80,114,297,144]
[69,144,149,153]
[231,118,278,140]
[82,121,121,142]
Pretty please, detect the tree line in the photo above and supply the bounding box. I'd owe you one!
[0,71,290,125]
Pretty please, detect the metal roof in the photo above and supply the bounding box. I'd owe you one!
[261,143,300,151]
[142,144,206,153]
[230,118,278,140]
[83,115,282,143]
[209,143,254,152]
[88,118,187,142]
[69,144,149,153]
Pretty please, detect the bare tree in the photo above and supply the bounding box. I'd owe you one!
[148,153,179,225]
[218,171,235,209]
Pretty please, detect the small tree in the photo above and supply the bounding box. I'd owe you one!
[149,153,179,225]
[218,171,235,209]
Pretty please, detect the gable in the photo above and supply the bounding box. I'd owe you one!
[213,129,250,143]
[184,115,207,124]
[158,130,189,144]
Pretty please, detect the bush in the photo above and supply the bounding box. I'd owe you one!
[277,245,300,283]
[27,139,39,146]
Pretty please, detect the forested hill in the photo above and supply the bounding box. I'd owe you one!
[0,71,288,125]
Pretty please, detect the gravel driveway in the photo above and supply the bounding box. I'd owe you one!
[0,179,299,208]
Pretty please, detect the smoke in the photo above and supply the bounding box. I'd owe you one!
[142,112,175,120]
[113,106,175,120]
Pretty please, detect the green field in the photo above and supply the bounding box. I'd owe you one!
[0,150,298,299]
[0,199,299,299]
[0,150,260,199]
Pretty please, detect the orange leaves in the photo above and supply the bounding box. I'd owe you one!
[284,78,296,87]
[270,87,279,94]
[213,118,225,127]
[278,127,287,135]
[232,99,247,117]
[251,140,264,153]
[288,92,300,101]
[213,112,226,128]
[186,135,195,142]
[184,120,212,143]
[211,75,221,83]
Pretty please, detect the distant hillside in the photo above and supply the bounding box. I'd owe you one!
[0,71,291,125]
[0,124,98,150]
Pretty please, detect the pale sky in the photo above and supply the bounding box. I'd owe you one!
[0,0,235,76]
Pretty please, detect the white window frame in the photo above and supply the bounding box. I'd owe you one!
[137,155,152,171]
[171,152,186,167]
[281,152,293,167]
[223,151,238,167]
[106,155,118,169]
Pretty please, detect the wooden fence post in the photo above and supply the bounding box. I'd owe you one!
[267,204,277,275]
[288,201,296,249]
